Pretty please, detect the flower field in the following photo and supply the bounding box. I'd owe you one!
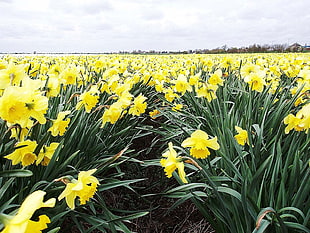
[0,53,309,233]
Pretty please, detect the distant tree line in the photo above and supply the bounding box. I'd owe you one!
[123,43,308,54]
[2,43,308,55]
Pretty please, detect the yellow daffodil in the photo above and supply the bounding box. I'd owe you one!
[48,111,71,136]
[208,69,224,86]
[181,130,220,159]
[196,83,218,102]
[284,103,310,134]
[172,104,183,111]
[0,62,27,90]
[5,140,38,166]
[36,142,60,166]
[57,169,99,209]
[234,126,249,146]
[101,101,124,127]
[149,109,160,119]
[244,71,266,92]
[283,114,302,134]
[164,88,179,102]
[46,75,61,98]
[160,142,188,183]
[297,103,310,133]
[24,90,48,125]
[0,86,48,128]
[60,66,79,85]
[240,63,260,79]
[189,73,200,86]
[118,91,133,108]
[0,86,28,127]
[172,74,192,95]
[128,94,147,116]
[0,190,55,233]
[76,91,99,113]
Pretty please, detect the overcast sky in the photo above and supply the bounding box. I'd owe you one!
[0,0,309,53]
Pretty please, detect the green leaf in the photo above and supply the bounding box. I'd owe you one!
[0,169,33,178]
[217,186,242,202]
[107,211,149,223]
[165,183,212,194]
[98,178,145,192]
[0,178,14,200]
[284,222,310,233]
[46,227,61,233]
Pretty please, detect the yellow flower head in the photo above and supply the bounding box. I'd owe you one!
[295,103,310,133]
[283,101,310,135]
[172,74,192,95]
[181,130,220,159]
[172,104,183,112]
[189,73,200,86]
[283,114,302,134]
[48,111,71,136]
[46,75,61,98]
[0,86,28,127]
[36,142,60,166]
[118,91,133,109]
[244,71,266,92]
[160,142,188,183]
[149,109,160,119]
[240,63,260,78]
[24,90,48,125]
[0,190,55,233]
[60,66,79,85]
[0,62,27,89]
[196,83,218,102]
[208,69,224,86]
[101,101,124,127]
[0,86,48,127]
[58,169,99,209]
[128,94,147,116]
[164,88,179,102]
[76,91,99,113]
[234,126,249,146]
[4,140,38,166]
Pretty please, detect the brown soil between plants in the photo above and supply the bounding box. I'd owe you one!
[60,118,215,233]
[120,125,215,233]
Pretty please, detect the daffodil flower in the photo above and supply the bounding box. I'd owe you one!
[0,190,55,233]
[244,71,266,92]
[234,126,249,146]
[208,69,224,86]
[76,86,100,113]
[160,142,188,183]
[101,101,124,127]
[128,94,147,116]
[181,130,220,159]
[4,140,38,166]
[48,111,71,136]
[36,142,60,166]
[0,86,48,128]
[57,169,99,209]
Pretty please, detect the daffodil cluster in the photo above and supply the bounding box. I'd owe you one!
[0,52,309,232]
[160,129,220,183]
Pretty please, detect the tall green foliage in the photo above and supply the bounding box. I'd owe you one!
[150,67,309,232]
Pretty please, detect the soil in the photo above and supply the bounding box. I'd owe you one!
[60,117,215,233]
[120,122,215,233]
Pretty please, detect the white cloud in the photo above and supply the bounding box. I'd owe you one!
[0,0,309,52]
